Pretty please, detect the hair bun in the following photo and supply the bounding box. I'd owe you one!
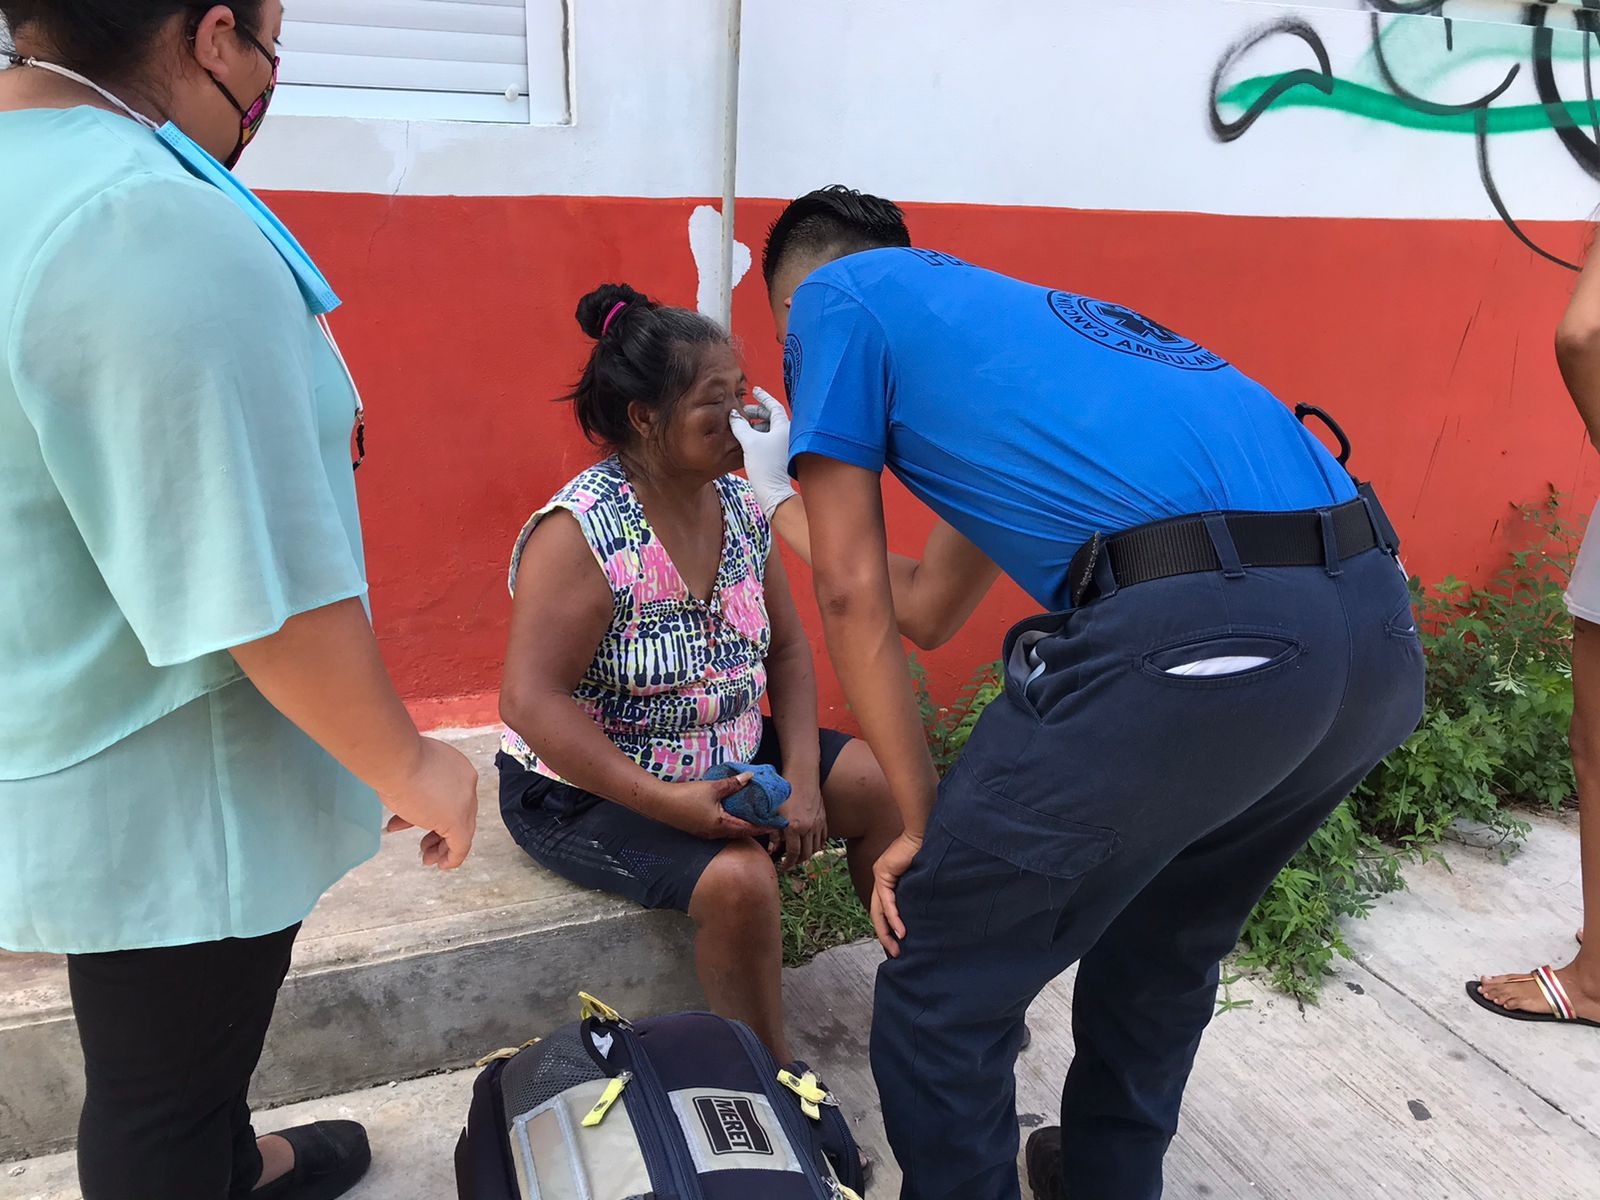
[575,283,651,339]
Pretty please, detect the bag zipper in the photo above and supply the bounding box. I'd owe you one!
[729,1023,833,1200]
[581,1070,632,1127]
[482,1058,521,1199]
[815,1100,862,1195]
[779,1064,862,1194]
[613,1025,705,1200]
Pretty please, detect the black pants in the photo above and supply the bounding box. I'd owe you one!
[872,543,1426,1199]
[67,924,301,1200]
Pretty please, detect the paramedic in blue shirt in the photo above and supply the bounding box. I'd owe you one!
[1,4,478,1198]
[731,186,1425,1200]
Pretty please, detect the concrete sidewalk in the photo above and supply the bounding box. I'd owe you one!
[5,809,1595,1199]
[0,729,703,1160]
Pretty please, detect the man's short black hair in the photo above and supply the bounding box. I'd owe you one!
[762,185,911,289]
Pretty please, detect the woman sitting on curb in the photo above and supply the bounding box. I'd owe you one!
[498,283,901,1065]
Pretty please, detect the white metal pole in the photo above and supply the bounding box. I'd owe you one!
[719,0,742,329]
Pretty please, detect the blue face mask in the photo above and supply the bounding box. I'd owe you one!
[151,122,341,316]
[17,58,341,316]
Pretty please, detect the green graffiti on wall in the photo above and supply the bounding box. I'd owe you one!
[1210,9,1599,269]
[1216,19,1596,136]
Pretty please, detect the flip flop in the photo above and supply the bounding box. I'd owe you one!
[1465,965,1600,1029]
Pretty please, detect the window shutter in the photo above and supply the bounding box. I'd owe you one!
[276,0,568,124]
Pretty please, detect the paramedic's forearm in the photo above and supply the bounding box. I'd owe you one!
[771,496,997,651]
[896,520,1003,649]
[765,632,821,787]
[770,496,814,565]
[815,590,938,836]
[800,458,941,832]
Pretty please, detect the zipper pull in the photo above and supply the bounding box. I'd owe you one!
[581,1071,632,1127]
[777,1068,837,1121]
[579,991,632,1028]
[472,1037,541,1068]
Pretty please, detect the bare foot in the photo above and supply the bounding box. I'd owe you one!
[1478,957,1600,1022]
[254,1134,294,1190]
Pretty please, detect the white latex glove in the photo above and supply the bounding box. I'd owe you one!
[729,386,798,520]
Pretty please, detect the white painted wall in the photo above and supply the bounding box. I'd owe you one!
[242,0,1597,231]
[243,0,728,197]
[736,0,1596,221]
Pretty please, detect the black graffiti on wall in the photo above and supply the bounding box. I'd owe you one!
[1209,1,1600,270]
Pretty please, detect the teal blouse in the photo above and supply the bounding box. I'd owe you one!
[0,107,381,953]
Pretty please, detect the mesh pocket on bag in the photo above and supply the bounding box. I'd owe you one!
[498,1021,607,1127]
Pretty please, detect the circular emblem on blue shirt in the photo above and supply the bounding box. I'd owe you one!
[1046,291,1227,372]
[782,332,803,400]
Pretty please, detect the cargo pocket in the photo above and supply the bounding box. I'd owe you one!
[1138,629,1302,689]
[913,758,1119,949]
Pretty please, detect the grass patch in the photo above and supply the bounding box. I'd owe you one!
[779,848,873,968]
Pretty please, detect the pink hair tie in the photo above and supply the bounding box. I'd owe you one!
[601,301,628,336]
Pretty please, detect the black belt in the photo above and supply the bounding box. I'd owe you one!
[1068,498,1386,607]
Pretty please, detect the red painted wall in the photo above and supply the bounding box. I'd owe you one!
[267,192,1598,728]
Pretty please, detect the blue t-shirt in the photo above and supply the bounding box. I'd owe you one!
[784,248,1357,611]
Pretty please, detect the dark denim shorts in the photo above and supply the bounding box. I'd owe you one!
[498,717,852,913]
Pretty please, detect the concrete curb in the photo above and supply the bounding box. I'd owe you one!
[0,730,705,1159]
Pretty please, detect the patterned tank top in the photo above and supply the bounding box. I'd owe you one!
[501,458,773,784]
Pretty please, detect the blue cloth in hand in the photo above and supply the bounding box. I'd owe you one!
[706,762,791,829]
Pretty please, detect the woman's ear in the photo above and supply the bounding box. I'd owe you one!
[627,400,657,443]
[189,4,242,75]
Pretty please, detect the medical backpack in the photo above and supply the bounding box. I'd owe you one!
[455,992,867,1199]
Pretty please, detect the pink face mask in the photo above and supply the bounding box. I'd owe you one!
[206,27,279,169]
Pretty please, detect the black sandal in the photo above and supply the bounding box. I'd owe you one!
[250,1121,372,1200]
[1465,967,1600,1030]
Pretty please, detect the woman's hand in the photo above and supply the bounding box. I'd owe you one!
[870,831,925,958]
[653,773,767,840]
[382,736,480,869]
[777,781,827,870]
[729,388,798,520]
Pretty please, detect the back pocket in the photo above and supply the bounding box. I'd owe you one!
[1385,596,1420,640]
[1139,630,1302,689]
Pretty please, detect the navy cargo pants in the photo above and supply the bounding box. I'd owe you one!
[871,535,1425,1200]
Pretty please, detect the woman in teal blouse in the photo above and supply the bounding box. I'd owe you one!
[0,3,479,1197]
